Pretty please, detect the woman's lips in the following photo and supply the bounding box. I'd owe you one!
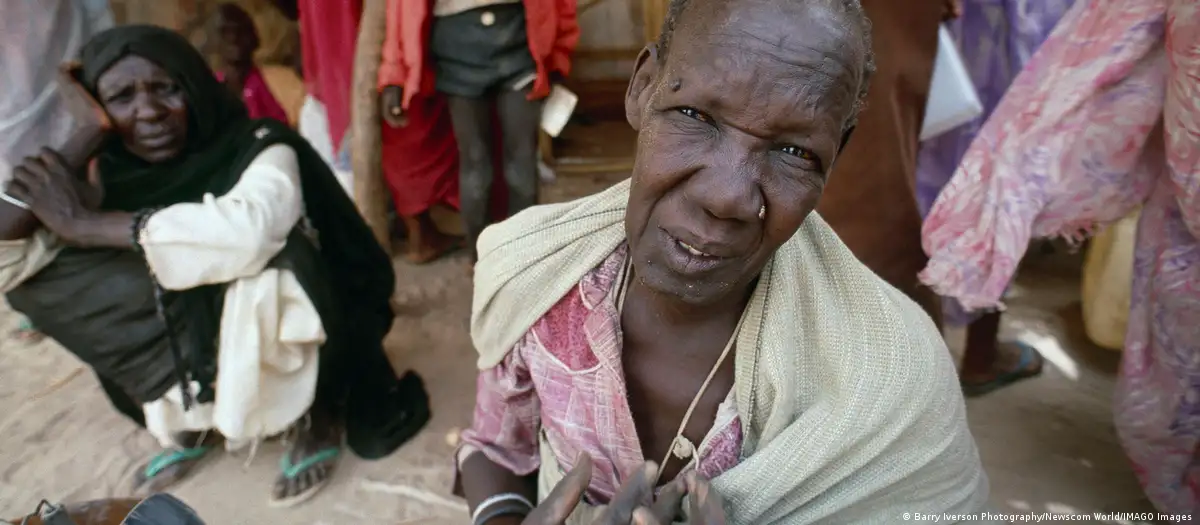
[662,231,727,275]
[677,239,715,258]
[138,133,176,148]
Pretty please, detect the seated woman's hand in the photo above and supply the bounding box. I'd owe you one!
[515,455,682,525]
[7,148,103,240]
[631,472,727,525]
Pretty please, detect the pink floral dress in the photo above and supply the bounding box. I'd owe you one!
[919,0,1200,514]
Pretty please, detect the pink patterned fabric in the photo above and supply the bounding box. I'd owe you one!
[920,0,1200,514]
[458,244,743,504]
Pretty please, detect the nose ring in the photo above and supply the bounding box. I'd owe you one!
[758,205,766,221]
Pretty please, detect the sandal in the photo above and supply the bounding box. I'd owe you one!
[268,446,341,508]
[11,318,45,343]
[131,446,213,495]
[961,341,1044,398]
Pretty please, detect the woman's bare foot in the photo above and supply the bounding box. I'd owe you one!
[400,212,462,264]
[406,229,462,264]
[131,432,217,496]
[961,340,1044,397]
[958,312,1044,397]
[269,410,343,507]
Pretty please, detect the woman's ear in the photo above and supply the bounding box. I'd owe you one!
[838,126,855,153]
[625,45,660,131]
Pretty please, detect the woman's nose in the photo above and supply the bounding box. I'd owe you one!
[689,146,762,223]
[132,93,170,122]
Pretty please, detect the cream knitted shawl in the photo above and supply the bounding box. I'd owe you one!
[471,180,996,524]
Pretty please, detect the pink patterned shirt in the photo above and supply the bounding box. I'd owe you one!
[458,245,744,504]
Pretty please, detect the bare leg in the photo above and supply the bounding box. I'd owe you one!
[399,212,461,264]
[446,95,497,263]
[960,311,1043,396]
[960,311,1002,377]
[495,88,542,216]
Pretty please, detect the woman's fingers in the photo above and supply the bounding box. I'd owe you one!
[17,156,51,181]
[648,478,685,522]
[685,472,727,525]
[600,462,658,524]
[5,172,33,202]
[529,452,593,524]
[38,147,72,176]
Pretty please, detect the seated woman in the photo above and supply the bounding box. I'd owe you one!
[458,0,996,522]
[0,26,429,507]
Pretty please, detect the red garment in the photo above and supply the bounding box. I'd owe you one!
[377,0,580,109]
[381,96,460,216]
[297,0,361,154]
[299,0,459,217]
[216,68,290,124]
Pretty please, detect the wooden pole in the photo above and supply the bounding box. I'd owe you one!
[350,0,392,253]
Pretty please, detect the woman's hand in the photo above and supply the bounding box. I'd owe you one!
[518,454,594,524]
[6,148,103,241]
[380,86,408,128]
[631,472,727,525]
[588,462,685,525]
[515,455,684,525]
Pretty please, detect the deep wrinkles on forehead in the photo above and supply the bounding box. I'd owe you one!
[97,57,170,98]
[671,2,860,114]
[663,32,856,132]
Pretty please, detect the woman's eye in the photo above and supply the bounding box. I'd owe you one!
[780,145,813,159]
[677,107,711,123]
[779,145,824,171]
[105,89,133,103]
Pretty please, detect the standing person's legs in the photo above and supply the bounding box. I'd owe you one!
[446,96,498,263]
[495,88,541,216]
[958,311,1043,396]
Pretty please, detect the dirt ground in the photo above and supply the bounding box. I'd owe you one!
[0,173,1161,524]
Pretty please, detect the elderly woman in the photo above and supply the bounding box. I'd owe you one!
[0,26,429,507]
[457,0,995,523]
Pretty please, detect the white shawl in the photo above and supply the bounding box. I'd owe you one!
[471,179,996,524]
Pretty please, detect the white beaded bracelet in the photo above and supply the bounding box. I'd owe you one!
[471,493,535,524]
[0,191,30,210]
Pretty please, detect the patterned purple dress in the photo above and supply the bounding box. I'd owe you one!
[915,0,1075,324]
[919,0,1200,512]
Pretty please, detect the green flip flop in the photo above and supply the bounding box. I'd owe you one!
[269,446,341,508]
[133,446,212,494]
[12,318,44,342]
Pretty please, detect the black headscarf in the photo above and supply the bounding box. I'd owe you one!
[78,25,258,211]
[8,25,397,419]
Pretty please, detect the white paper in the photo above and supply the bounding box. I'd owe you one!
[540,84,578,138]
[919,26,984,141]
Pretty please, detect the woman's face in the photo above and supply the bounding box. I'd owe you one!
[216,6,259,66]
[96,55,189,163]
[623,3,863,306]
